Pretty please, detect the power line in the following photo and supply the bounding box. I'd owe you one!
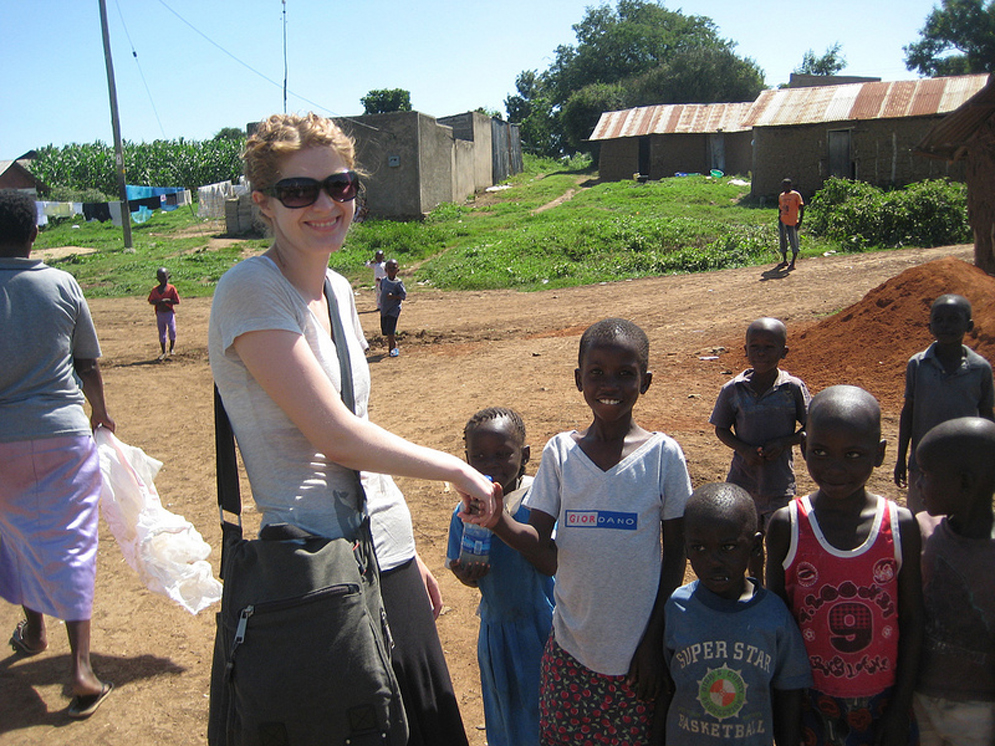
[113,0,167,138]
[153,0,337,116]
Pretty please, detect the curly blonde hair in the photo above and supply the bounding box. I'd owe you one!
[243,112,356,193]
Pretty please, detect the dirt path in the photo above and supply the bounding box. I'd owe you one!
[0,243,975,745]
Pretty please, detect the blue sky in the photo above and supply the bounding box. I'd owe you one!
[2,0,943,157]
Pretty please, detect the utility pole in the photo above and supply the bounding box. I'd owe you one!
[98,0,133,248]
[282,0,288,114]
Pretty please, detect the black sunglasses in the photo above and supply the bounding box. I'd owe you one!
[264,171,360,208]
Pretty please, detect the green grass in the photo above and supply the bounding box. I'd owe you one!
[335,159,837,291]
[34,206,267,298]
[33,155,914,298]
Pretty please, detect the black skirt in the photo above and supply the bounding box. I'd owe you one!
[380,558,469,746]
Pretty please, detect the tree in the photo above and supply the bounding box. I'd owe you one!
[627,46,764,106]
[904,0,995,76]
[545,0,725,106]
[504,0,762,156]
[361,89,412,115]
[561,83,627,153]
[213,127,245,141]
[505,71,561,156]
[794,43,847,76]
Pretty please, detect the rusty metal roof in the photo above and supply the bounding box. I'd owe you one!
[742,74,989,128]
[915,74,995,161]
[588,101,753,141]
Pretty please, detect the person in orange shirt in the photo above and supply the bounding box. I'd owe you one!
[778,179,805,270]
[148,267,180,360]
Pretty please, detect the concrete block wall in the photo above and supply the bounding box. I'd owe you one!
[340,112,425,219]
[438,111,495,190]
[224,193,265,236]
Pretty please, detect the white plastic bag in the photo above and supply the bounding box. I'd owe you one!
[95,428,222,614]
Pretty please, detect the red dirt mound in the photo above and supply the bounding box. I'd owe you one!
[787,257,995,411]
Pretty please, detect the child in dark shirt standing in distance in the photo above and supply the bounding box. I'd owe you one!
[711,317,810,583]
[379,258,406,357]
[913,417,995,746]
[768,385,923,746]
[894,293,994,513]
[664,482,811,745]
[446,407,554,746]
[148,266,180,360]
[482,318,692,745]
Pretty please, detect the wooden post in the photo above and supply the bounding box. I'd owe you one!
[98,0,133,248]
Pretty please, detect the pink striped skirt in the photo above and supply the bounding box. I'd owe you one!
[0,435,101,621]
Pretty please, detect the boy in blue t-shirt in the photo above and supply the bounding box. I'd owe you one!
[664,482,811,745]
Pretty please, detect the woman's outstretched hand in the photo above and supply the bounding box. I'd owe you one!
[456,470,503,527]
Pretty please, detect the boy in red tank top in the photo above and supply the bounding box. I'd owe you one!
[767,385,923,746]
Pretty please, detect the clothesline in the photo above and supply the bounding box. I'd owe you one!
[34,186,192,227]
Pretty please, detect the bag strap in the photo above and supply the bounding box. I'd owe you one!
[214,384,242,520]
[325,276,356,415]
[323,276,370,517]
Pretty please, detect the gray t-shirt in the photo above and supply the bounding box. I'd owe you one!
[209,256,413,553]
[905,343,995,471]
[0,257,101,442]
[525,431,692,675]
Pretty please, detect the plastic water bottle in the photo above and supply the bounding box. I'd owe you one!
[459,522,491,566]
[459,476,492,566]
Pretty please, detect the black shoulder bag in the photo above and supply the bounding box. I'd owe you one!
[207,277,408,746]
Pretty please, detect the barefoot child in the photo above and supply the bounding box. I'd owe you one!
[484,318,692,743]
[913,417,995,745]
[665,482,811,745]
[148,266,180,360]
[768,385,923,746]
[446,407,554,746]
[710,317,810,583]
[894,294,994,513]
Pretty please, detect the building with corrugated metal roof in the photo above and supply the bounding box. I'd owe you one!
[588,73,989,198]
[745,73,988,196]
[590,102,752,182]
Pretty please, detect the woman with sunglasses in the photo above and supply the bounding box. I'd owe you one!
[208,113,495,744]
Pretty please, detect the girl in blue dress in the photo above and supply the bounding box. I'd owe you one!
[446,407,554,746]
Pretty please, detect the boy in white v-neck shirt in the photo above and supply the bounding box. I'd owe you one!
[485,317,692,743]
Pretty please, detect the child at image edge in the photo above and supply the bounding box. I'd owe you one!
[148,266,180,360]
[664,482,811,745]
[913,417,995,746]
[446,407,554,746]
[893,293,995,514]
[483,318,692,744]
[768,385,923,746]
[710,316,810,582]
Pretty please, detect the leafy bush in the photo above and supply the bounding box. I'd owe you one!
[806,177,970,250]
[46,185,116,203]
